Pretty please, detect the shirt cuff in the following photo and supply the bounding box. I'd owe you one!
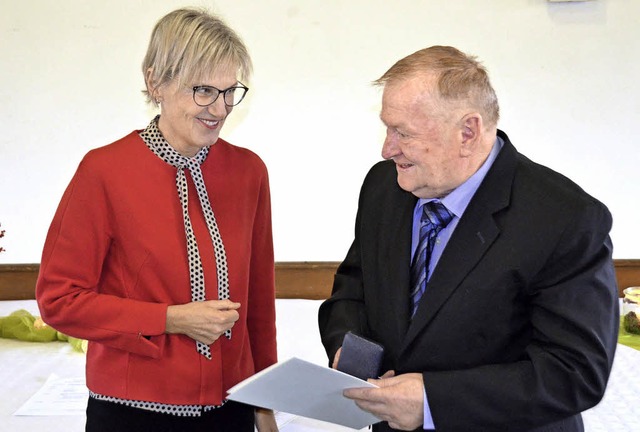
[423,387,435,430]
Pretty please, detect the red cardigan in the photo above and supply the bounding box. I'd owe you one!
[36,131,277,405]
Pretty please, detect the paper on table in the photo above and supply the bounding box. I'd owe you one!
[227,357,380,430]
[14,374,88,416]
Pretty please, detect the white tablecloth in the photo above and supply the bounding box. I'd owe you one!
[1,300,638,431]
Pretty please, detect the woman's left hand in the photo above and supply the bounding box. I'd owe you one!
[255,408,279,432]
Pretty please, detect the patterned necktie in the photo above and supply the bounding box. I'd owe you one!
[140,117,231,360]
[410,201,454,316]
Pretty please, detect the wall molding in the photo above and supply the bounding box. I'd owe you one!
[0,262,340,301]
[1,260,638,301]
[0,264,40,300]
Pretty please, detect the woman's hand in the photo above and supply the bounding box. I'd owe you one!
[255,408,279,432]
[165,299,240,344]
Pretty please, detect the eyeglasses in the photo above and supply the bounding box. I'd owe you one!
[192,83,249,107]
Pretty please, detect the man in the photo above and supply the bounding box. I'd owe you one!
[318,46,619,432]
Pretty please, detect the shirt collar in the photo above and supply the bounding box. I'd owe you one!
[139,115,209,168]
[418,135,504,218]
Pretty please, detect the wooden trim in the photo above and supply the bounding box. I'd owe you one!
[610,259,640,298]
[1,260,638,301]
[0,262,341,301]
[0,264,40,301]
[275,261,339,299]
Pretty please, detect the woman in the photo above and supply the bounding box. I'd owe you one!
[36,8,278,432]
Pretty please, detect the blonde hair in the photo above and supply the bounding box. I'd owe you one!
[142,8,252,105]
[374,46,499,127]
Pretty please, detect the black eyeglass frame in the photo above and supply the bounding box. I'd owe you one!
[191,82,249,107]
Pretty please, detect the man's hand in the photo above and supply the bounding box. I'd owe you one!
[343,372,424,431]
[332,347,342,369]
[165,299,240,344]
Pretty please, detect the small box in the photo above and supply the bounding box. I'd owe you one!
[336,332,384,380]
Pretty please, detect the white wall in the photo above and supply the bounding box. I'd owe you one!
[1,0,639,263]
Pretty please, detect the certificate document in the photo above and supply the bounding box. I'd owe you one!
[227,357,380,429]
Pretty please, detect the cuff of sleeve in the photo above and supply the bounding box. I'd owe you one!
[423,386,436,430]
[135,301,168,336]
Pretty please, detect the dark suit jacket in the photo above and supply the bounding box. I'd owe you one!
[318,131,619,432]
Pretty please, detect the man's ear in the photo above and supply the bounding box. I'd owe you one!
[460,113,482,156]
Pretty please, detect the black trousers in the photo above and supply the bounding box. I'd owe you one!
[86,397,255,432]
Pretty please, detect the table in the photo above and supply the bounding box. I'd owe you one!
[1,300,638,431]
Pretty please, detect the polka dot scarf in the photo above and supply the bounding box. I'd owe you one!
[140,116,231,360]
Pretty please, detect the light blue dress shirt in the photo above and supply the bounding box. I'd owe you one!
[411,136,504,430]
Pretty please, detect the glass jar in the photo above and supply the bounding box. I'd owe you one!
[622,286,640,315]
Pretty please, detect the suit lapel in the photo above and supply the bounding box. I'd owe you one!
[401,132,518,350]
[379,190,416,339]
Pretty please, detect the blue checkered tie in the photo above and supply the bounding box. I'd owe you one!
[410,201,454,316]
